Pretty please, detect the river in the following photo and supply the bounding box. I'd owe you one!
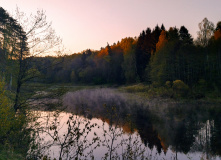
[29,88,221,160]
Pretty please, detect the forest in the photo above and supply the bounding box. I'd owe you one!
[1,6,221,98]
[30,18,221,98]
[0,6,221,159]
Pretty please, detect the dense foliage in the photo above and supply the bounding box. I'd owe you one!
[29,19,221,98]
[0,7,58,158]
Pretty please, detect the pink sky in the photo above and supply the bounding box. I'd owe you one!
[1,0,221,54]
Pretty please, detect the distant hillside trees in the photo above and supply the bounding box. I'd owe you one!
[2,6,220,96]
[29,18,221,96]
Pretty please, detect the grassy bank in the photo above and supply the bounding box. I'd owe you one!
[118,83,221,102]
[33,82,221,101]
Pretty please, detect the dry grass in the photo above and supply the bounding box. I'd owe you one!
[119,84,150,93]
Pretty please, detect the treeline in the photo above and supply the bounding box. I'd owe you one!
[32,18,221,92]
[31,26,165,84]
[32,25,167,84]
[1,5,221,96]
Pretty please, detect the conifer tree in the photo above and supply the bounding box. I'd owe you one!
[215,21,221,30]
[161,24,165,31]
[179,26,193,45]
[151,25,162,53]
[168,27,179,41]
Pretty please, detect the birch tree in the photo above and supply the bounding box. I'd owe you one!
[196,18,214,47]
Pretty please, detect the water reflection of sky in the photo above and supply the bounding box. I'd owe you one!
[33,110,221,160]
[30,88,221,159]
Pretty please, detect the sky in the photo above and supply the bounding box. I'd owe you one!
[1,0,221,54]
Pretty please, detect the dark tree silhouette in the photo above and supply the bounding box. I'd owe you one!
[179,26,193,45]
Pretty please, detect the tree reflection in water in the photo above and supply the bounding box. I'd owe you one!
[30,88,221,160]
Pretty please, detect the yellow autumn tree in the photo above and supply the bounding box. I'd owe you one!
[156,30,168,52]
[0,80,15,138]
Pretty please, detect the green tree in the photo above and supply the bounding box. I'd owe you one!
[168,27,179,41]
[150,43,169,85]
[70,70,78,83]
[135,28,153,81]
[135,30,146,81]
[0,7,22,87]
[120,37,137,83]
[106,43,114,83]
[179,26,193,45]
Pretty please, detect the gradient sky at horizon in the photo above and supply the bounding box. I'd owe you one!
[1,0,221,54]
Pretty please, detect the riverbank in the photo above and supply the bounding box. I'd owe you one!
[118,83,221,103]
[28,84,221,160]
[29,83,221,109]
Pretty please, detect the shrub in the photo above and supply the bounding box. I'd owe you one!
[0,80,15,138]
[0,80,34,157]
[165,81,172,88]
[172,80,189,98]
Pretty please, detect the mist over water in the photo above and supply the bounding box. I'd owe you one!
[32,88,221,160]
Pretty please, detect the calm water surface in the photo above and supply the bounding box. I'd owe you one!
[31,88,221,160]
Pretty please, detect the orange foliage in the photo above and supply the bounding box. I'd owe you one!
[96,37,136,58]
[121,123,137,134]
[99,117,137,134]
[97,48,109,57]
[214,29,221,40]
[156,30,168,52]
[117,37,136,54]
[157,134,169,153]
